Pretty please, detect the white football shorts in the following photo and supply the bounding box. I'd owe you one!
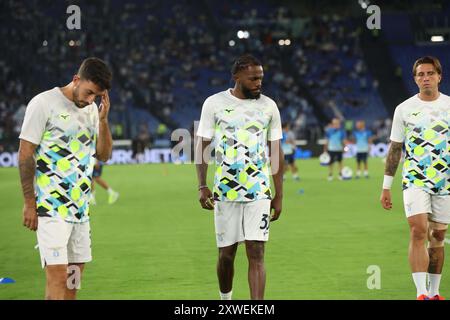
[403,187,450,224]
[36,216,92,269]
[214,199,272,248]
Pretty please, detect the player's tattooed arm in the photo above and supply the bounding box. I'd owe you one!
[384,141,403,176]
[18,140,37,204]
[19,139,39,231]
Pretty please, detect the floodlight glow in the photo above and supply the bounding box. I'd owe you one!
[431,35,444,42]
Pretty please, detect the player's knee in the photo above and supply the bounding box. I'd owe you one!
[410,225,427,241]
[218,250,235,265]
[246,244,265,262]
[247,252,264,264]
[47,274,68,292]
[46,266,68,285]
[430,229,447,244]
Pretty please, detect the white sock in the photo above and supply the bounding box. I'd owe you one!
[364,170,368,176]
[428,273,442,297]
[107,188,113,194]
[220,290,232,300]
[412,272,428,297]
[356,170,361,176]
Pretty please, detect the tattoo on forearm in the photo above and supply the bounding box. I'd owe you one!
[385,142,403,176]
[19,156,36,201]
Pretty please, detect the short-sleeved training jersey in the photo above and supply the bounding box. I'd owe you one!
[390,93,450,195]
[197,89,282,202]
[19,87,99,223]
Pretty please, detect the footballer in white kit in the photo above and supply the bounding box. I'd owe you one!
[381,56,449,300]
[390,92,450,222]
[18,57,113,300]
[196,54,283,300]
[197,87,282,246]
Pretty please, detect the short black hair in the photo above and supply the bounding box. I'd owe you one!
[231,54,262,75]
[77,57,112,90]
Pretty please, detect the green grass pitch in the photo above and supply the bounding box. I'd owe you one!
[0,158,448,299]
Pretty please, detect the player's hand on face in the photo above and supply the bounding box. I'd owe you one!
[380,189,392,210]
[23,204,38,231]
[199,187,215,210]
[270,195,282,221]
[99,90,110,121]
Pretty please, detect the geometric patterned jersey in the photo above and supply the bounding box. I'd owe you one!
[390,93,450,195]
[19,87,99,223]
[197,89,282,202]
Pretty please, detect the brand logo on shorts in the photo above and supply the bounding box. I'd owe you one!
[406,202,413,213]
[53,250,60,257]
[217,232,225,242]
